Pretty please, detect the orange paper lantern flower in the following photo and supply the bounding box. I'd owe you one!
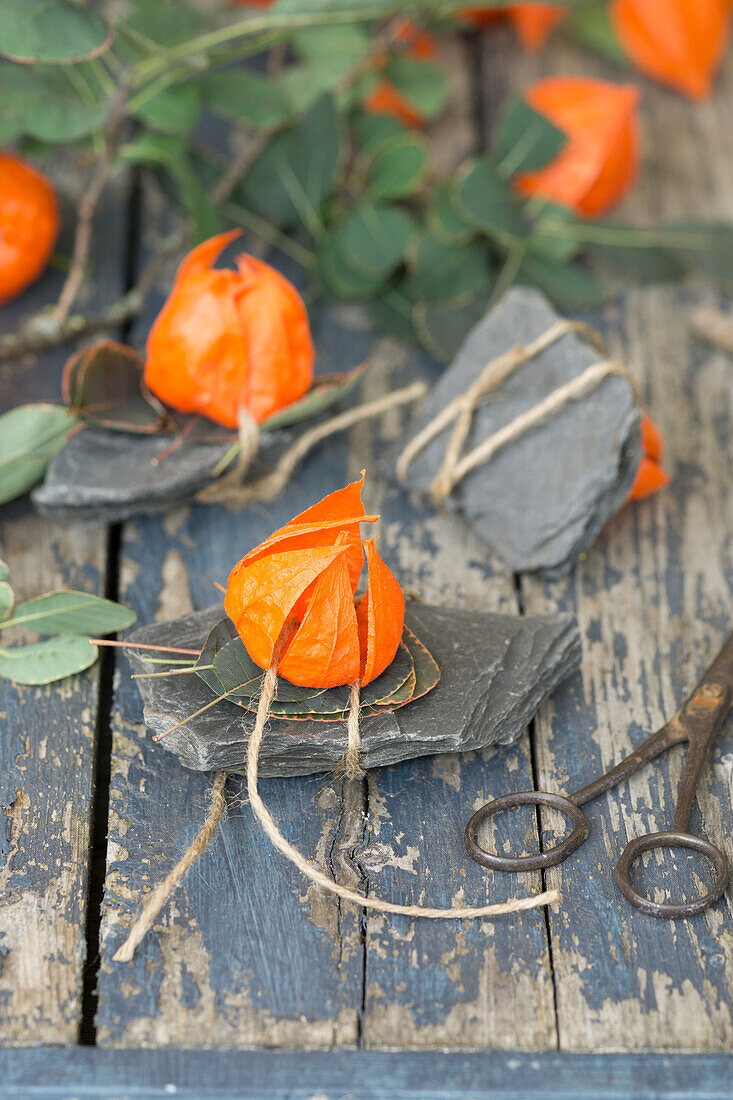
[224,475,406,689]
[144,230,314,429]
[611,0,729,100]
[508,4,566,50]
[364,82,425,127]
[516,76,640,217]
[628,414,669,501]
[0,153,59,305]
[390,17,439,59]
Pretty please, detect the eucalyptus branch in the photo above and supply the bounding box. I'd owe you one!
[52,86,131,326]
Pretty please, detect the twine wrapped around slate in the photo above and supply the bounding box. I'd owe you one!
[113,597,579,961]
[397,287,643,576]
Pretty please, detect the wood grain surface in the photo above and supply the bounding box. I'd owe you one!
[0,157,129,1044]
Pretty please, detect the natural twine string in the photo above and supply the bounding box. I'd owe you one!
[198,380,428,509]
[115,646,558,960]
[243,646,559,923]
[395,319,638,505]
[113,769,227,963]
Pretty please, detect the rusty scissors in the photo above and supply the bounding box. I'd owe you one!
[465,633,733,918]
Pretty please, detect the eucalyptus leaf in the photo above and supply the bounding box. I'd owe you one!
[264,364,367,430]
[339,201,416,278]
[566,1,628,63]
[121,133,221,241]
[368,285,418,343]
[0,404,76,506]
[367,132,428,201]
[352,112,406,162]
[0,560,8,583]
[4,591,136,637]
[62,340,174,435]
[0,582,14,622]
[0,0,111,63]
[588,242,685,283]
[519,254,607,308]
[414,292,493,362]
[317,236,388,300]
[199,69,292,129]
[426,183,477,245]
[662,222,733,280]
[406,235,492,302]
[241,95,341,231]
[496,97,566,177]
[456,159,526,243]
[123,4,206,50]
[0,64,106,143]
[0,636,97,685]
[134,82,201,135]
[381,55,448,120]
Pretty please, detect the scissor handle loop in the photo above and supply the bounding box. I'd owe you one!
[614,831,729,919]
[465,790,589,872]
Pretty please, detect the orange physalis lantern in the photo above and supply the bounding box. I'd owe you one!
[364,83,425,128]
[515,76,640,218]
[224,475,406,689]
[144,230,314,429]
[0,153,59,305]
[611,0,729,100]
[628,414,669,501]
[508,4,565,50]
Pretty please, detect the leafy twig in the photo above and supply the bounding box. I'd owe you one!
[52,85,130,325]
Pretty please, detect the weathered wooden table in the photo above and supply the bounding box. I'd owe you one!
[1,27,733,1100]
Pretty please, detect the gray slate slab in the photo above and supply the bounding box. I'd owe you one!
[31,424,281,524]
[126,599,580,777]
[399,287,642,575]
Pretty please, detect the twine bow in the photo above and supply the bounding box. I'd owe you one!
[396,320,638,505]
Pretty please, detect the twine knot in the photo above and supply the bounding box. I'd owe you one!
[396,319,638,505]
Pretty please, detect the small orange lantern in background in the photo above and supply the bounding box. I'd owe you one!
[0,152,59,305]
[144,230,314,429]
[515,76,640,217]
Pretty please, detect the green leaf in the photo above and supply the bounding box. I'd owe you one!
[661,222,733,281]
[380,55,448,120]
[241,95,341,231]
[367,132,428,201]
[62,339,174,434]
[134,82,200,135]
[406,235,492,302]
[368,284,417,343]
[339,201,416,278]
[0,64,106,143]
[0,583,14,623]
[519,255,607,308]
[318,237,388,300]
[401,624,440,704]
[414,292,493,362]
[199,69,292,129]
[291,23,371,71]
[455,159,526,243]
[264,363,367,430]
[123,4,206,50]
[426,182,476,245]
[121,132,221,242]
[352,112,406,161]
[495,96,566,177]
[4,591,136,637]
[271,0,404,15]
[566,1,628,64]
[587,242,685,283]
[0,636,97,685]
[0,404,76,506]
[0,0,111,63]
[0,560,9,583]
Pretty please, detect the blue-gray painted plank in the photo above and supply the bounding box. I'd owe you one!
[0,154,129,1042]
[2,1048,733,1100]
